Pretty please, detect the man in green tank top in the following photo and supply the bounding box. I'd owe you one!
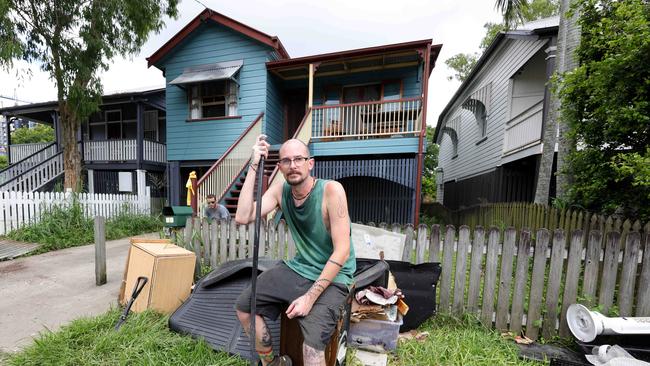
[235,135,356,366]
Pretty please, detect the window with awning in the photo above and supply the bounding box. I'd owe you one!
[169,60,242,119]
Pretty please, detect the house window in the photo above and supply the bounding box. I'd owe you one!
[342,83,381,104]
[463,99,487,138]
[105,110,121,123]
[189,80,238,119]
[443,127,459,158]
[382,81,401,101]
[461,83,491,140]
[144,111,159,141]
[444,116,461,158]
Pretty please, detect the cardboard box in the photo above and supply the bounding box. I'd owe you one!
[120,238,195,314]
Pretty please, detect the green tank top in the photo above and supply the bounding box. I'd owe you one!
[282,179,356,286]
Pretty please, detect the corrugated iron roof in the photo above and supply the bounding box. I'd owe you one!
[169,60,243,85]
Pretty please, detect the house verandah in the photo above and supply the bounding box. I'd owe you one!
[262,41,441,224]
[147,7,442,225]
[0,88,167,198]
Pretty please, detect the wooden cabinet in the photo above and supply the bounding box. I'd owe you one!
[120,238,195,314]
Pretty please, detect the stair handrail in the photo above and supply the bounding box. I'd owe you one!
[195,112,264,215]
[267,107,313,188]
[0,142,57,184]
[0,150,64,191]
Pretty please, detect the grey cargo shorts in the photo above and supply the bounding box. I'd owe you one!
[235,262,349,350]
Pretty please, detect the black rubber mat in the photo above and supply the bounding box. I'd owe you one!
[169,259,282,361]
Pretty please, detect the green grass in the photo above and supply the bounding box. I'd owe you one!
[391,315,546,366]
[5,309,546,366]
[5,202,163,254]
[5,309,247,366]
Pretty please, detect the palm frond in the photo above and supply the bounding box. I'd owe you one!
[495,0,529,28]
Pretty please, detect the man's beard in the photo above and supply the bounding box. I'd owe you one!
[286,172,307,186]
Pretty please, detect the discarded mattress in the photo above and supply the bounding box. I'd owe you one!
[169,258,390,361]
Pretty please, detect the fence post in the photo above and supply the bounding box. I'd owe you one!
[136,170,147,214]
[94,216,106,286]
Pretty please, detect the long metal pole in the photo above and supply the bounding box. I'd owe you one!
[250,155,265,365]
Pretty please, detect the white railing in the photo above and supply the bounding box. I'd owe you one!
[143,140,166,163]
[0,189,151,235]
[311,97,422,140]
[503,100,544,154]
[197,113,264,212]
[1,153,63,192]
[10,143,51,163]
[1,143,57,184]
[83,139,137,161]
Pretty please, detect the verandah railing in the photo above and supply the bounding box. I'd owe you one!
[0,142,57,185]
[9,142,51,163]
[83,139,137,161]
[311,97,422,140]
[142,140,166,163]
[0,152,63,192]
[177,218,650,341]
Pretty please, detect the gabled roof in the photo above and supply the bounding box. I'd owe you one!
[433,16,559,142]
[0,88,166,124]
[147,8,289,68]
[268,40,440,69]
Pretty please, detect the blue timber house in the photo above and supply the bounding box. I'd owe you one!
[149,8,442,224]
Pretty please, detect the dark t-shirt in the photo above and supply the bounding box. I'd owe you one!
[205,204,230,221]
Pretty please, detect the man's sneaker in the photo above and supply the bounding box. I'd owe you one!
[267,355,292,366]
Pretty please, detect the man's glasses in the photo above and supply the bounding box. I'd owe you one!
[278,156,310,168]
[207,201,216,205]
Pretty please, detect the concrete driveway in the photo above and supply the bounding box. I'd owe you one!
[0,234,158,353]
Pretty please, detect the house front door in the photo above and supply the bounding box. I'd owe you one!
[284,89,307,140]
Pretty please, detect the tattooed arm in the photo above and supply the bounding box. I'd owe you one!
[286,181,351,319]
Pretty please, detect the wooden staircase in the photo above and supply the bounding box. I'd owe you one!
[223,149,279,215]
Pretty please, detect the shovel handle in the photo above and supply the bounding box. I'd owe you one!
[115,276,148,330]
[250,154,265,365]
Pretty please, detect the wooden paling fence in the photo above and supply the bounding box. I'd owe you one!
[179,218,650,340]
[454,202,642,237]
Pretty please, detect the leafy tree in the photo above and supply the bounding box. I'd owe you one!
[558,0,650,219]
[423,126,439,201]
[444,53,477,82]
[0,155,7,170]
[11,123,55,144]
[0,1,178,190]
[445,0,559,82]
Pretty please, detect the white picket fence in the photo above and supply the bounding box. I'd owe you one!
[0,190,151,235]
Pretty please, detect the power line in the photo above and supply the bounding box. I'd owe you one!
[193,0,208,10]
[0,94,32,104]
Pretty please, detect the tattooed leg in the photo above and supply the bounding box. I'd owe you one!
[302,343,326,366]
[236,310,275,365]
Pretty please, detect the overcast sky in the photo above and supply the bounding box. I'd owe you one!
[0,0,503,126]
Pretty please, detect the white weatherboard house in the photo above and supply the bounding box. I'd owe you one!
[434,17,560,210]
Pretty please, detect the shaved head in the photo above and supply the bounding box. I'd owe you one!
[279,139,310,158]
